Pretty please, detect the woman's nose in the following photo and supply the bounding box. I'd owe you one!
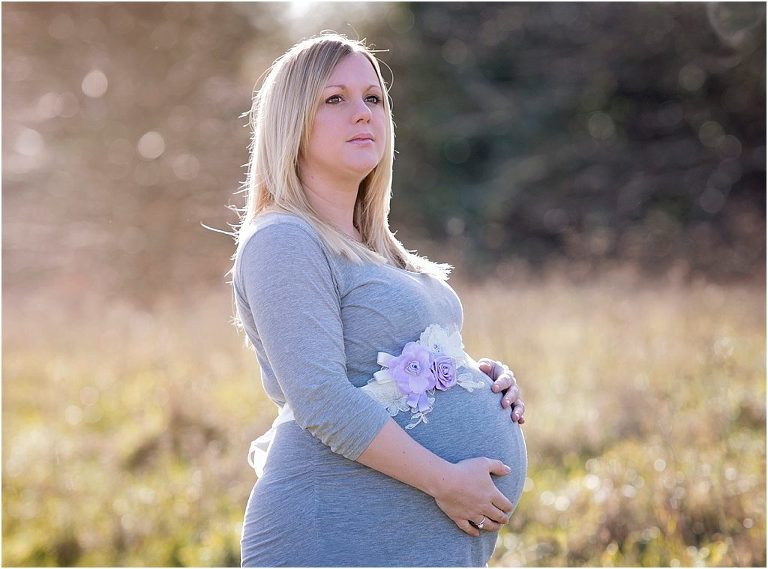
[352,98,372,122]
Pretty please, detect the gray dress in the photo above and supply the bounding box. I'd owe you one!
[234,212,527,567]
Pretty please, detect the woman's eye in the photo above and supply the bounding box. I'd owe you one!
[325,94,382,104]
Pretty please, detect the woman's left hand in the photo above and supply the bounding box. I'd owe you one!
[478,358,526,424]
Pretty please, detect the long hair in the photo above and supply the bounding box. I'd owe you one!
[234,31,452,273]
[227,32,452,346]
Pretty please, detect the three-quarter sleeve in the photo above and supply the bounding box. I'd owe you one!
[236,221,391,461]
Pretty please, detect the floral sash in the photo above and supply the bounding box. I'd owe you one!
[360,323,486,429]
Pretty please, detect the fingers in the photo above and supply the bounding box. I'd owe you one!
[496,375,527,423]
[486,504,511,525]
[511,399,525,423]
[491,370,515,393]
[478,519,502,532]
[467,507,510,533]
[493,493,515,514]
[469,516,502,532]
[457,519,480,537]
[477,358,499,380]
[500,383,520,406]
[488,459,512,476]
[487,363,516,394]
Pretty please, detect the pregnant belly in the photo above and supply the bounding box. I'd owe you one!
[261,361,527,512]
[388,361,528,503]
[250,362,527,564]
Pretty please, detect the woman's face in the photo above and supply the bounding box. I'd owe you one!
[301,52,387,187]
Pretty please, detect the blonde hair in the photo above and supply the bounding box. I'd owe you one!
[231,31,452,279]
[226,32,452,349]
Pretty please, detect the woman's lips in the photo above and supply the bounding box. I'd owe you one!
[348,138,374,145]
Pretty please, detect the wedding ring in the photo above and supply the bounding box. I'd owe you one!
[476,516,487,529]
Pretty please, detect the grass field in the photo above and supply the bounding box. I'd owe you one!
[3,266,765,566]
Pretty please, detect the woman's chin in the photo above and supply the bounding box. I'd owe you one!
[343,150,383,171]
[341,162,380,182]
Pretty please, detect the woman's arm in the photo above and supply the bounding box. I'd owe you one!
[237,221,391,460]
[237,220,514,536]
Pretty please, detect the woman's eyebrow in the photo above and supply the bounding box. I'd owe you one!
[324,83,381,91]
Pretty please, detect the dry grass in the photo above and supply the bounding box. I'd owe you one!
[3,267,765,566]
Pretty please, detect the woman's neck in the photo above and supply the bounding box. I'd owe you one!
[300,175,363,243]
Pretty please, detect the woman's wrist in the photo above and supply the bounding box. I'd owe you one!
[357,418,455,498]
[423,457,455,498]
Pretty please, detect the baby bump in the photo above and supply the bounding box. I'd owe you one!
[260,363,527,511]
[390,363,528,507]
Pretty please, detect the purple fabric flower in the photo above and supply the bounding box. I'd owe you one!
[388,342,436,405]
[406,392,432,412]
[431,355,457,391]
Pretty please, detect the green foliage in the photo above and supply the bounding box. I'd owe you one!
[3,270,764,566]
[387,2,765,279]
[3,3,764,308]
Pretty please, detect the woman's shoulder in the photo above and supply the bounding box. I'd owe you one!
[238,211,324,256]
[250,210,318,236]
[233,210,340,295]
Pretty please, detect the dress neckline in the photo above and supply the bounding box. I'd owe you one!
[257,211,426,277]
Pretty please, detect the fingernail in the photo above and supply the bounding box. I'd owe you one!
[491,385,499,392]
[504,464,511,472]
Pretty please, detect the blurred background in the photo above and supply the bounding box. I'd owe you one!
[3,1,765,566]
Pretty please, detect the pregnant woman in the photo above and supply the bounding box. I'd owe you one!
[231,33,528,567]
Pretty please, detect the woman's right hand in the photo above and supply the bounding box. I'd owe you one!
[432,457,515,537]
